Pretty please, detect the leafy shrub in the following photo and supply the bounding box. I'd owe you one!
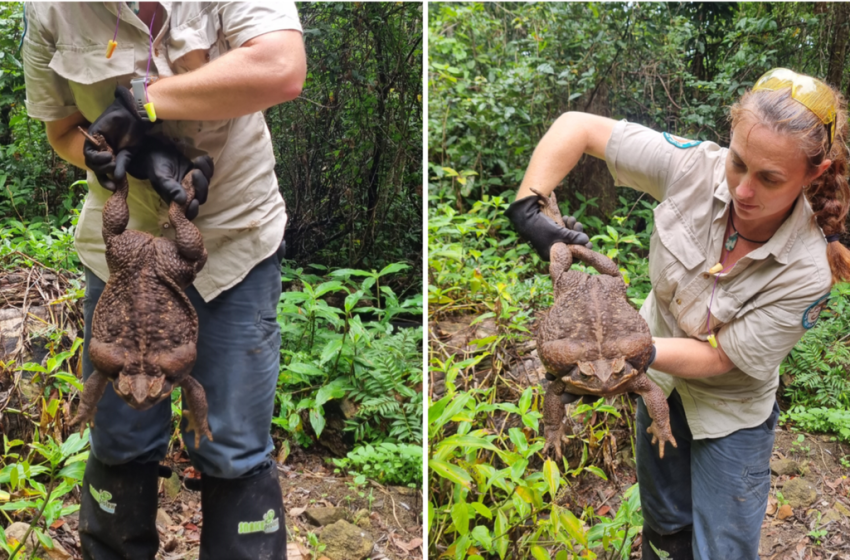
[781,406,850,444]
[333,442,423,487]
[781,283,850,410]
[273,262,423,450]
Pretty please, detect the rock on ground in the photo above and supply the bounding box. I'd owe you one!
[304,506,346,526]
[320,519,374,560]
[783,477,818,509]
[770,458,798,476]
[3,522,72,560]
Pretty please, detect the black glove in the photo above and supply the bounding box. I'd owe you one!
[505,195,591,261]
[83,86,152,191]
[127,137,214,221]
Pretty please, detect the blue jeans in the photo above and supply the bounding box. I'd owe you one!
[636,390,779,560]
[81,255,282,478]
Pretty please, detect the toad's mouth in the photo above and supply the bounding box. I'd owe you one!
[113,373,173,410]
[577,357,625,383]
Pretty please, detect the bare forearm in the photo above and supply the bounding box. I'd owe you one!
[45,112,89,170]
[651,337,735,379]
[147,31,305,121]
[516,112,617,200]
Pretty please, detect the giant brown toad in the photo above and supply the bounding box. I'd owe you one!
[533,190,676,460]
[70,130,213,448]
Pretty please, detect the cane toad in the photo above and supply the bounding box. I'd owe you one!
[533,190,675,460]
[70,130,213,448]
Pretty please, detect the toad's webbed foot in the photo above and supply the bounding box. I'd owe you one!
[180,376,212,448]
[70,370,111,436]
[646,420,677,459]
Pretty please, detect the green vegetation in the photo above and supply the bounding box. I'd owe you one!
[429,2,850,558]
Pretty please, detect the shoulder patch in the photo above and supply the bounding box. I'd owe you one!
[663,132,702,149]
[802,293,830,329]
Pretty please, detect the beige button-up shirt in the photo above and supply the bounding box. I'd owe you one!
[605,121,832,439]
[22,2,302,301]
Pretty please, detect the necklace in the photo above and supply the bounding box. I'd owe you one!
[725,204,772,251]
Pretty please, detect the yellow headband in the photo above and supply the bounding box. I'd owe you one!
[752,68,836,148]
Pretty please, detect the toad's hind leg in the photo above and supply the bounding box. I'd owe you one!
[169,176,207,268]
[623,367,676,459]
[70,370,111,435]
[180,376,212,448]
[542,378,567,461]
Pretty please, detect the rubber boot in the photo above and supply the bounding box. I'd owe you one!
[641,523,694,560]
[199,460,287,560]
[78,455,161,560]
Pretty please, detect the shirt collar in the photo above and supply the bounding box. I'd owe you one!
[713,179,811,266]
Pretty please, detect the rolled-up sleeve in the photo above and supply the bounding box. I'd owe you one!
[216,1,302,49]
[718,296,818,381]
[605,120,726,203]
[21,4,77,121]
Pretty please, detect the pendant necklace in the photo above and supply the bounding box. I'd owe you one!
[725,203,771,251]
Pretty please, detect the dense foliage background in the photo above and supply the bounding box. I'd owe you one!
[429,3,850,559]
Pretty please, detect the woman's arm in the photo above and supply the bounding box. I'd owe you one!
[516,112,619,200]
[651,337,736,379]
[45,111,90,170]
[147,30,306,121]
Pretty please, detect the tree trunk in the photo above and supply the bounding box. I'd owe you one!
[827,2,850,89]
[566,82,617,219]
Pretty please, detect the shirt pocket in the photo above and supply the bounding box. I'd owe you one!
[48,44,135,122]
[166,7,225,74]
[648,198,705,307]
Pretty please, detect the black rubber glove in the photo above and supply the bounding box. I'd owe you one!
[127,137,214,221]
[83,86,152,191]
[505,195,591,261]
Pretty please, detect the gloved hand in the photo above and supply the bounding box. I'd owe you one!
[127,137,214,220]
[83,86,152,191]
[505,195,591,261]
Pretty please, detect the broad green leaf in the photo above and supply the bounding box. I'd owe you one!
[470,501,493,520]
[451,501,469,535]
[530,545,551,560]
[315,378,347,407]
[584,465,608,480]
[494,510,508,559]
[319,338,344,365]
[543,459,560,499]
[429,459,472,488]
[309,408,326,437]
[471,525,492,550]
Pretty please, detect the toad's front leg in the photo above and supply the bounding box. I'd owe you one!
[69,370,111,435]
[623,368,676,458]
[542,378,568,461]
[180,376,213,448]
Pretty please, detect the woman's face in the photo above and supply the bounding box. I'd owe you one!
[725,114,828,223]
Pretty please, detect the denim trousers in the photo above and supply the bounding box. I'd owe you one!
[81,255,282,479]
[636,390,779,560]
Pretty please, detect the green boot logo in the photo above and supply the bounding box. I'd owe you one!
[237,509,280,535]
[89,485,116,514]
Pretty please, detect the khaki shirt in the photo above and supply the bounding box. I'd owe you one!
[605,121,832,439]
[22,2,302,301]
